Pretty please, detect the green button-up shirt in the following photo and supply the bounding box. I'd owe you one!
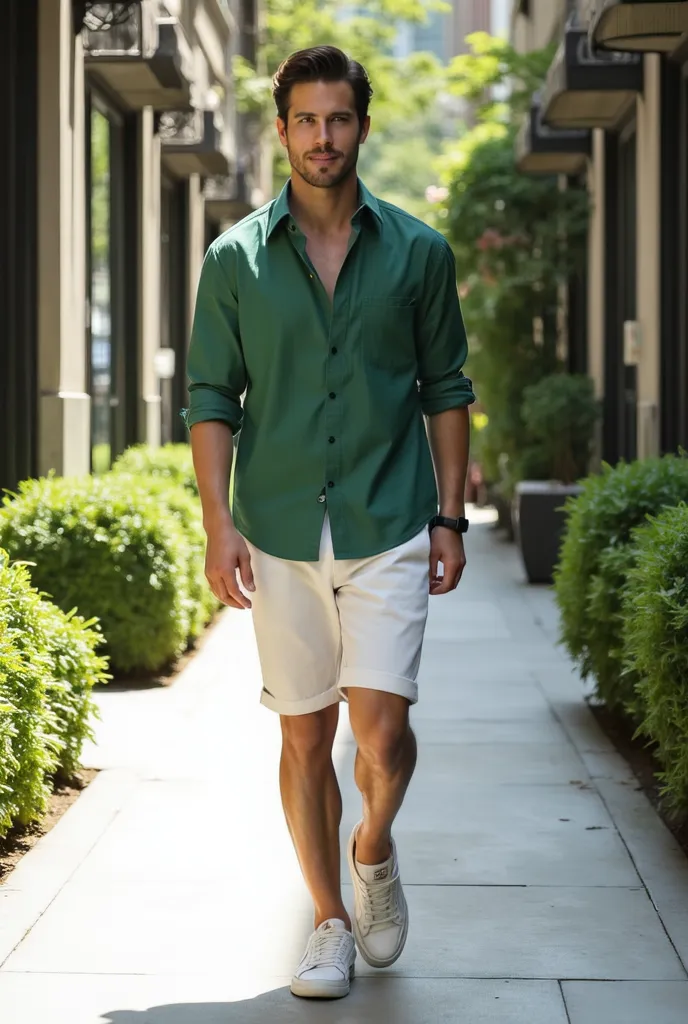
[185,179,475,561]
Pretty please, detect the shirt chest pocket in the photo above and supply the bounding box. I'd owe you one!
[361,296,417,372]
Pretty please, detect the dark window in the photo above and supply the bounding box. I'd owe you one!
[160,177,189,444]
[86,91,138,468]
[0,0,38,493]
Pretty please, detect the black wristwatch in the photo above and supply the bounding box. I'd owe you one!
[429,514,469,535]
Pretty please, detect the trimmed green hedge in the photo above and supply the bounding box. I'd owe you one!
[622,503,688,814]
[112,443,198,496]
[0,550,108,835]
[554,455,688,703]
[0,475,194,674]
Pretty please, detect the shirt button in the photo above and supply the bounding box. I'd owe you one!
[328,436,335,443]
[317,494,326,504]
[331,347,338,354]
[328,481,335,488]
[329,392,336,400]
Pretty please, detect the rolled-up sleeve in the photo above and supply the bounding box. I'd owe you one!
[184,242,246,434]
[417,238,476,416]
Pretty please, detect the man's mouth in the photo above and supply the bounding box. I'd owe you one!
[309,152,340,164]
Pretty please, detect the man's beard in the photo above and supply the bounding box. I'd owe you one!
[287,140,359,189]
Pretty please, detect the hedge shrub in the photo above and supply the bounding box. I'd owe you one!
[554,454,688,703]
[622,503,688,814]
[112,474,218,638]
[112,443,198,496]
[0,550,108,835]
[0,476,193,674]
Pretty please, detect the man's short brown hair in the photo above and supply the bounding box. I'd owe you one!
[272,46,373,127]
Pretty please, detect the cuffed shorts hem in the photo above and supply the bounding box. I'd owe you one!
[339,667,418,706]
[260,683,343,717]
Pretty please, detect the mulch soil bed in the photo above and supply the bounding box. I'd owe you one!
[588,699,688,858]
[0,768,99,883]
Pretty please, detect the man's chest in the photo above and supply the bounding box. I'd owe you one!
[234,236,425,373]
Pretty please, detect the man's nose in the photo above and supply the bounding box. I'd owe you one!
[315,119,333,146]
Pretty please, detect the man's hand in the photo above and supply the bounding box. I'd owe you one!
[204,518,255,610]
[429,526,466,596]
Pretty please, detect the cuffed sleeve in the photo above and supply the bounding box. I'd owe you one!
[184,242,247,434]
[417,238,476,416]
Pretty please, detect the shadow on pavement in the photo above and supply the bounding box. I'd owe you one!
[102,977,437,1024]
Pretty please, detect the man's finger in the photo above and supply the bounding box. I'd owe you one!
[209,574,233,607]
[428,547,439,584]
[238,549,256,594]
[432,560,462,595]
[222,569,252,610]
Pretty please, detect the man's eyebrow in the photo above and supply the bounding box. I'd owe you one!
[292,110,354,118]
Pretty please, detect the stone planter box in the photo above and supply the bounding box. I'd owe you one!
[513,481,582,584]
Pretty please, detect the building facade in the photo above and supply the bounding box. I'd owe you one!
[0,0,267,495]
[395,0,492,63]
[513,0,688,463]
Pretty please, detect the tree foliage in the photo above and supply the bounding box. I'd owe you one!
[234,0,447,146]
[436,33,590,492]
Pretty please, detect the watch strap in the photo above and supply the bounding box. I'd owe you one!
[430,514,469,534]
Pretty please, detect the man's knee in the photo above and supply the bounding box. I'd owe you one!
[280,706,337,768]
[356,717,412,779]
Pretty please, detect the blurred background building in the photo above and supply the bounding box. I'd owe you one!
[513,0,688,462]
[1,0,268,493]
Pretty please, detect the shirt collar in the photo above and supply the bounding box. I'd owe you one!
[266,178,382,239]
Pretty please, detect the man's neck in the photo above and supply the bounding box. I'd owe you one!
[288,170,359,237]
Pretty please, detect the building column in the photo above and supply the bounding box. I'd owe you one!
[37,0,90,477]
[587,129,606,465]
[139,107,162,447]
[636,54,662,458]
[187,173,206,340]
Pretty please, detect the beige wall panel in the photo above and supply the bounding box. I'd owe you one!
[139,108,163,447]
[187,174,207,340]
[588,130,605,403]
[636,54,661,458]
[37,0,90,477]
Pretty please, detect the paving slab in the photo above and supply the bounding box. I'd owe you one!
[561,980,688,1024]
[347,884,686,980]
[1,511,687,1023]
[339,783,641,886]
[0,975,569,1024]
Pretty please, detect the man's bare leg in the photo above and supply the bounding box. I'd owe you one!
[279,704,351,929]
[347,689,416,864]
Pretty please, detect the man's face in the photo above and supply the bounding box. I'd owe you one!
[276,79,370,189]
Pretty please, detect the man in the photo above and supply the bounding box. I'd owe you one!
[186,45,474,1000]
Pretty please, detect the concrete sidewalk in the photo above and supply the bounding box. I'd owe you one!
[1,509,688,1022]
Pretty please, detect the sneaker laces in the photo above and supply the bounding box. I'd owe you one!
[357,872,400,931]
[303,925,352,972]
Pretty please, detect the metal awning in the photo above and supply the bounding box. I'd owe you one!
[516,97,591,176]
[541,19,643,129]
[161,110,231,178]
[83,2,193,111]
[203,167,260,223]
[582,1,688,54]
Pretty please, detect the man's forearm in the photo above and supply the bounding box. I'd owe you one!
[190,421,235,530]
[426,406,471,517]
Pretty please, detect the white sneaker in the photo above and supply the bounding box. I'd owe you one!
[347,823,409,968]
[290,919,356,999]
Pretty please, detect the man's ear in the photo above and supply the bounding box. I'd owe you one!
[359,115,371,145]
[276,116,288,148]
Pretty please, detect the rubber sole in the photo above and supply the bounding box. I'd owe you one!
[290,964,355,999]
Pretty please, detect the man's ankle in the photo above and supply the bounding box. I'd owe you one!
[315,909,352,931]
[355,824,392,866]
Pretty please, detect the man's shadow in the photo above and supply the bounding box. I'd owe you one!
[101,976,436,1023]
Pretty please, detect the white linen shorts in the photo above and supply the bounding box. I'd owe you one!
[245,516,431,716]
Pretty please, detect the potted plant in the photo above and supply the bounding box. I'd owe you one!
[512,373,599,584]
